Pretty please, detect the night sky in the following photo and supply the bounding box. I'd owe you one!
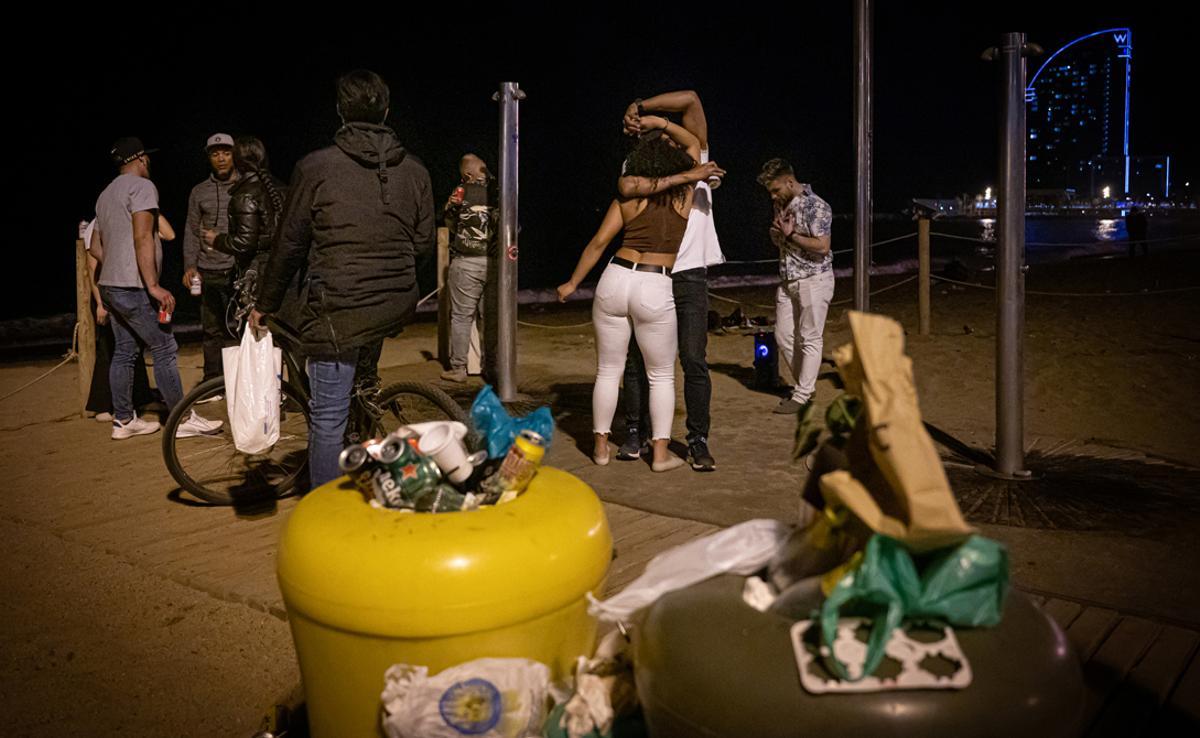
[11,3,1193,322]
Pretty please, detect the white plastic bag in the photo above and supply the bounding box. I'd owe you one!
[221,325,281,454]
[588,519,791,622]
[552,629,637,738]
[380,658,551,738]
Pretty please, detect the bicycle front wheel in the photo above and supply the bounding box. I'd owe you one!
[162,376,311,505]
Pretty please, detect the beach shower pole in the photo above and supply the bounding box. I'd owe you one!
[853,0,873,311]
[494,82,525,402]
[989,33,1037,478]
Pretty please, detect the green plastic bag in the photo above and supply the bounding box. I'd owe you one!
[819,534,1009,681]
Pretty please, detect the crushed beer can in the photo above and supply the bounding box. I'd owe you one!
[340,443,409,508]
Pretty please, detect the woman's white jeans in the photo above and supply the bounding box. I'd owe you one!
[775,270,835,404]
[592,263,677,440]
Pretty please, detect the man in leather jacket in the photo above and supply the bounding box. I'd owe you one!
[252,70,436,489]
[206,136,287,274]
[204,136,302,330]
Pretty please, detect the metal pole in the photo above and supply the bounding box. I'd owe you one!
[918,217,931,336]
[494,82,524,402]
[1123,33,1132,196]
[436,227,450,366]
[994,33,1030,477]
[853,0,873,311]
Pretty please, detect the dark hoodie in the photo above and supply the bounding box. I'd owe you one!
[257,122,435,356]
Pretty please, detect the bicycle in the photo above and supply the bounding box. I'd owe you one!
[162,269,477,505]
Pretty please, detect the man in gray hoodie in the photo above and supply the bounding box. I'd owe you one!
[183,133,239,386]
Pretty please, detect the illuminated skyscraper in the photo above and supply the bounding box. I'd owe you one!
[1026,29,1132,196]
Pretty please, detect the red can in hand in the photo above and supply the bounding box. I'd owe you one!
[451,185,465,205]
[158,307,172,324]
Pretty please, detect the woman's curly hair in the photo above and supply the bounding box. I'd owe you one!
[624,134,695,204]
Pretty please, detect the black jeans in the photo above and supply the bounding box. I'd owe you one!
[199,267,236,382]
[624,266,711,442]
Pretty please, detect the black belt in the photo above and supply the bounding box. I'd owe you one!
[611,256,671,276]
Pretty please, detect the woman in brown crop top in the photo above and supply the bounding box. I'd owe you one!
[558,115,724,471]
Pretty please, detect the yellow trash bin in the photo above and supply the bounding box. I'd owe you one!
[277,466,612,738]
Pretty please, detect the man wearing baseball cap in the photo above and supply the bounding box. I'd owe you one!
[183,133,240,392]
[91,137,222,440]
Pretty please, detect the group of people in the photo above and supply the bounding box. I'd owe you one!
[559,90,837,473]
[83,73,836,489]
[85,70,438,490]
[82,130,290,433]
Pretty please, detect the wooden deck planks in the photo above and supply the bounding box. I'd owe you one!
[1156,644,1200,732]
[1042,597,1085,631]
[1066,607,1122,662]
[1080,616,1161,730]
[1091,625,1200,736]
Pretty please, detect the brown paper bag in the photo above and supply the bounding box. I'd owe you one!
[819,311,973,552]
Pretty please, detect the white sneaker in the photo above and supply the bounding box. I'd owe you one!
[94,411,113,423]
[112,415,161,440]
[176,410,224,438]
[194,393,223,405]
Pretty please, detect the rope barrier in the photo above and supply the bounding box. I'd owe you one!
[707,274,922,312]
[707,291,774,310]
[416,287,440,308]
[0,322,79,404]
[929,230,1200,248]
[720,231,916,265]
[931,274,1200,297]
[831,275,920,305]
[517,319,595,329]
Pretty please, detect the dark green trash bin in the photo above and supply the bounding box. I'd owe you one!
[635,575,1084,738]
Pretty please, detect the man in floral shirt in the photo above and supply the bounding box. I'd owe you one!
[758,158,834,414]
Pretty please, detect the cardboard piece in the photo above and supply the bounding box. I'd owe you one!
[819,312,973,553]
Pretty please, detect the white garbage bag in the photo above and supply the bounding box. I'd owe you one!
[381,658,551,738]
[588,519,791,621]
[221,325,281,454]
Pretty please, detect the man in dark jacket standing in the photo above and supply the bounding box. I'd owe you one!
[252,69,435,489]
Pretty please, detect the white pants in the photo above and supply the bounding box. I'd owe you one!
[776,271,835,403]
[592,263,677,440]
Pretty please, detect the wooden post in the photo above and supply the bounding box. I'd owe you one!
[918,217,931,335]
[75,238,96,418]
[436,227,450,366]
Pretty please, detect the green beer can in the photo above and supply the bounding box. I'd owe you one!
[377,434,443,505]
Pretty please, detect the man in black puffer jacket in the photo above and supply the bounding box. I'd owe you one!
[253,69,435,488]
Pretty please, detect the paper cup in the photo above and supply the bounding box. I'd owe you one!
[418,423,478,484]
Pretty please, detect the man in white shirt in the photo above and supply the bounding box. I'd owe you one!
[759,158,834,416]
[617,90,724,471]
[92,137,222,440]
